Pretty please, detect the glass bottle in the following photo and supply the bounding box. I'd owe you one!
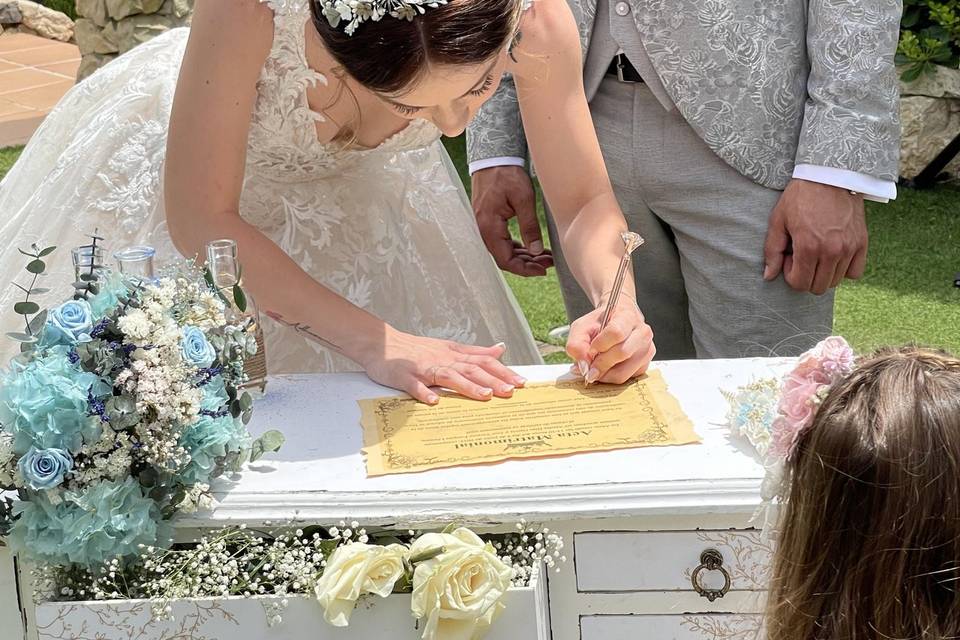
[113,245,158,285]
[71,244,105,282]
[205,239,267,394]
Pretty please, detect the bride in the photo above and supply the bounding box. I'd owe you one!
[0,0,655,403]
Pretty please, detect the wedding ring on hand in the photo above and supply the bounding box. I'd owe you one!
[426,365,441,387]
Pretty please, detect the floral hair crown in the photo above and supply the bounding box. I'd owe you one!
[320,0,449,35]
[724,336,856,531]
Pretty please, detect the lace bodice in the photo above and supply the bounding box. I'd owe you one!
[246,0,442,183]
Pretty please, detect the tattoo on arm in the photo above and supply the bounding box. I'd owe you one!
[265,311,343,354]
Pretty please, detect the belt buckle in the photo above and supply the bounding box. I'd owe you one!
[615,54,629,83]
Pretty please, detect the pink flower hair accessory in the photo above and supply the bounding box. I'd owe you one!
[768,336,856,460]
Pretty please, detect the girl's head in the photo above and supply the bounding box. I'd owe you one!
[768,346,960,640]
[310,0,524,137]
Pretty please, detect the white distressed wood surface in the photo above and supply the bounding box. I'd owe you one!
[574,530,772,593]
[189,358,789,527]
[34,583,544,640]
[580,613,764,640]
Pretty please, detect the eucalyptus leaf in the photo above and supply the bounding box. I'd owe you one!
[5,332,37,343]
[249,440,265,463]
[139,467,159,489]
[28,310,48,334]
[239,392,253,411]
[26,260,45,274]
[233,284,248,313]
[37,246,56,257]
[28,287,50,295]
[13,301,40,315]
[79,273,96,282]
[241,410,252,425]
[256,430,284,453]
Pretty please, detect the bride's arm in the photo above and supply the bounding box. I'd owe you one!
[165,0,521,402]
[510,0,656,382]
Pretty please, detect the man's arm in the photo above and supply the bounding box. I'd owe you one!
[764,0,902,295]
[467,73,529,171]
[468,73,553,276]
[796,0,902,185]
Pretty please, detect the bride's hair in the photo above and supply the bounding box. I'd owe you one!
[309,0,525,94]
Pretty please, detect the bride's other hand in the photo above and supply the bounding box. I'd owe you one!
[360,329,527,404]
[566,299,655,385]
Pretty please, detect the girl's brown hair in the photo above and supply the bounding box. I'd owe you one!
[309,0,524,95]
[767,347,960,640]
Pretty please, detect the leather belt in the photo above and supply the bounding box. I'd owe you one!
[607,53,643,83]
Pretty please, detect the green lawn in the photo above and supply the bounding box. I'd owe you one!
[2,139,958,356]
[441,136,960,357]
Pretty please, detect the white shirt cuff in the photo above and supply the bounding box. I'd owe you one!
[468,156,525,176]
[792,164,897,203]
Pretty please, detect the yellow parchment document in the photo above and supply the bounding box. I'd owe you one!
[359,370,699,476]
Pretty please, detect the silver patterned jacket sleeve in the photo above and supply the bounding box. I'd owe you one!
[466,73,529,166]
[795,0,902,181]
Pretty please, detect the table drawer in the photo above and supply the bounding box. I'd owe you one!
[575,530,772,593]
[581,613,764,640]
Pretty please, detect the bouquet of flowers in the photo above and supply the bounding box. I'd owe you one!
[0,242,282,568]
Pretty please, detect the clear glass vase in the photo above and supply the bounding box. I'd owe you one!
[113,246,157,285]
[205,239,267,394]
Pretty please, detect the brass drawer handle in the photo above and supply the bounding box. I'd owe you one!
[691,549,731,601]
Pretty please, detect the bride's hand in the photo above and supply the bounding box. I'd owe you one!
[566,298,656,385]
[359,328,527,404]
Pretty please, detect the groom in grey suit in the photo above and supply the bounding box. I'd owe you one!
[468,0,902,358]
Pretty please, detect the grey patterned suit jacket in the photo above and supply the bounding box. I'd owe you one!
[467,0,902,190]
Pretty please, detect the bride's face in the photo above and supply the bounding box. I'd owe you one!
[376,51,511,137]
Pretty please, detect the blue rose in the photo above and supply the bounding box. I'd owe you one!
[180,326,216,368]
[0,346,109,455]
[17,447,72,490]
[44,300,94,345]
[7,477,170,567]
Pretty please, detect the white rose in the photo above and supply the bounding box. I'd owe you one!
[314,542,407,626]
[410,528,515,640]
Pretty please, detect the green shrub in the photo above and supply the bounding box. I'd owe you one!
[40,0,78,20]
[898,0,960,81]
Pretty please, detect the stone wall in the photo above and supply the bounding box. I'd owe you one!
[74,0,193,80]
[899,65,960,181]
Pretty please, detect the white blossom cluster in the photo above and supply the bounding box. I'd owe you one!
[35,519,565,627]
[494,519,567,586]
[174,482,215,514]
[70,429,134,487]
[114,278,214,469]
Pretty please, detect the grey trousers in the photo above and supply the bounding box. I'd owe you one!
[546,78,834,359]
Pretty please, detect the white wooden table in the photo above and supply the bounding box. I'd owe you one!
[11,357,790,640]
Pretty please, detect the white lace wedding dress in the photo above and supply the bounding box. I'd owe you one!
[0,0,542,373]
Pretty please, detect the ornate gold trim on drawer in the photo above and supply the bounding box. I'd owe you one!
[574,529,773,593]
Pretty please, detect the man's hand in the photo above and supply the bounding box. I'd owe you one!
[763,179,868,295]
[471,166,554,277]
